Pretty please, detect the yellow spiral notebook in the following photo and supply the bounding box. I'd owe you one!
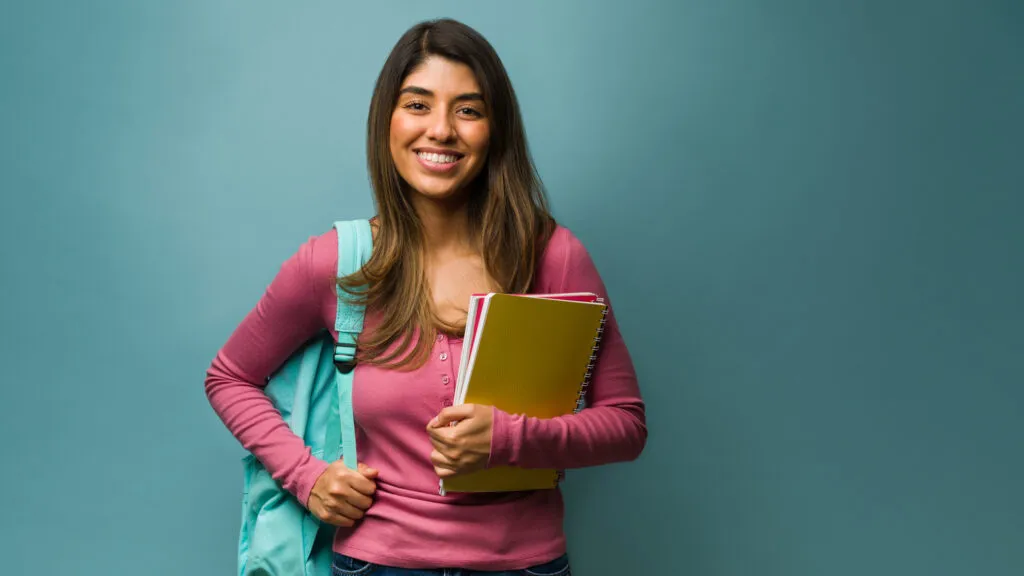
[439,292,608,494]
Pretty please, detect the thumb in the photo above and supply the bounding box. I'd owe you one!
[357,462,379,478]
[431,404,474,428]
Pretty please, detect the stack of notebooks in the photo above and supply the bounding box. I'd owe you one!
[439,292,608,495]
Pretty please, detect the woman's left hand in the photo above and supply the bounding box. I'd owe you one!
[426,404,493,478]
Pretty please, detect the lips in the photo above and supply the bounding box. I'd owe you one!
[417,151,461,163]
[415,149,463,173]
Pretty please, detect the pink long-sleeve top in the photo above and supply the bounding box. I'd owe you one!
[204,223,647,571]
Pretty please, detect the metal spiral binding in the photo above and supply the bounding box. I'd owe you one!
[558,298,609,483]
[572,299,608,414]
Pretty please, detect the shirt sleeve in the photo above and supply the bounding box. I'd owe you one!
[204,231,335,507]
[487,230,648,470]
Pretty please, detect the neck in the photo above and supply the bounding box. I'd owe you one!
[410,192,475,255]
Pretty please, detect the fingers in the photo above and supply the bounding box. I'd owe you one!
[346,470,378,497]
[425,407,490,479]
[430,404,475,428]
[339,488,373,511]
[331,459,378,496]
[339,458,379,478]
[427,422,467,468]
[430,449,458,478]
[428,434,446,455]
[317,504,361,527]
[329,498,367,522]
[428,425,456,449]
[308,460,383,528]
[430,449,457,469]
[323,462,377,506]
[315,482,375,526]
[309,493,362,528]
[323,476,374,508]
[357,462,380,479]
[432,466,457,478]
[312,504,350,527]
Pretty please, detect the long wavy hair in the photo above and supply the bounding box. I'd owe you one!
[338,18,555,370]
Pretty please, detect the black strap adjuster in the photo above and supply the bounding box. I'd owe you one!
[334,341,357,374]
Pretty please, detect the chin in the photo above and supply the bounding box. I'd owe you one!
[423,187,460,199]
[397,153,486,202]
[406,175,474,202]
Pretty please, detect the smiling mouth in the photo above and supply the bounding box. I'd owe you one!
[416,151,463,164]
[414,150,464,174]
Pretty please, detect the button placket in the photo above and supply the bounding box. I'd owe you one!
[437,335,456,408]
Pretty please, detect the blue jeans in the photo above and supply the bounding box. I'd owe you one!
[331,552,572,576]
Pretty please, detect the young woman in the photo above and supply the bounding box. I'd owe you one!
[206,18,647,576]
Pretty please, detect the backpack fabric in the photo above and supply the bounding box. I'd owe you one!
[237,219,372,576]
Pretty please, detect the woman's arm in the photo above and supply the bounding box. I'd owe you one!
[204,232,334,505]
[487,230,648,470]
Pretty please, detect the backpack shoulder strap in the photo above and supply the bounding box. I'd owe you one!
[333,219,372,356]
[332,219,373,470]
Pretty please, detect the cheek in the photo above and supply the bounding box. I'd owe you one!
[463,125,491,158]
[389,114,416,152]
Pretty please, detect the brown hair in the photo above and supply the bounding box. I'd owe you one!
[339,18,555,370]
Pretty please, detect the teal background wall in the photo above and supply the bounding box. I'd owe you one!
[2,1,1021,574]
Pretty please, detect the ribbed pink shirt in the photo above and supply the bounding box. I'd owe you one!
[204,224,646,570]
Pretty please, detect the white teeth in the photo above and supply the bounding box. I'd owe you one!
[418,152,458,164]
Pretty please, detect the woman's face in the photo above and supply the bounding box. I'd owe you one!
[390,56,490,203]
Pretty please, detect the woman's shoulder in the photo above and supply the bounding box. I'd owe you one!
[540,224,593,266]
[279,227,340,309]
[535,224,599,292]
[306,225,341,270]
[300,218,377,271]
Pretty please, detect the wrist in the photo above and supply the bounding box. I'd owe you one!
[298,459,330,509]
[487,406,514,468]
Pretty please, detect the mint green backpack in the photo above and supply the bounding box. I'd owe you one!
[237,219,372,576]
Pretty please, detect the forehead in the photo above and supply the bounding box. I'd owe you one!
[401,56,481,93]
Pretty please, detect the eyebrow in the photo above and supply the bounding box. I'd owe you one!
[399,86,484,102]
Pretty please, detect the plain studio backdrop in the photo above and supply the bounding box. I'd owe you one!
[1,1,1021,575]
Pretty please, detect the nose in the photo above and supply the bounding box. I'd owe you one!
[425,110,456,143]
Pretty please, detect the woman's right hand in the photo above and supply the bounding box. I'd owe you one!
[307,460,379,527]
